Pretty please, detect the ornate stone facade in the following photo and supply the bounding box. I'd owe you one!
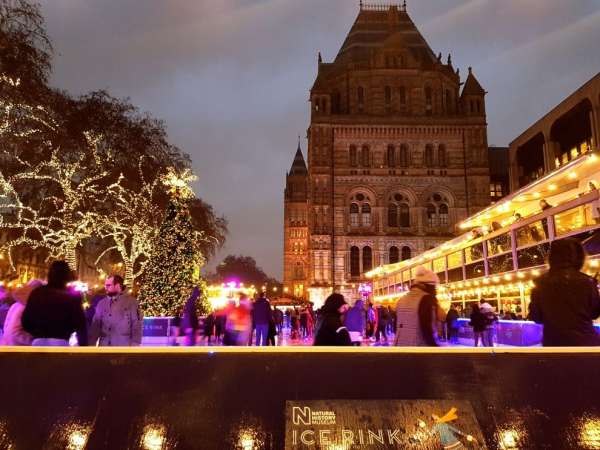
[283,3,490,304]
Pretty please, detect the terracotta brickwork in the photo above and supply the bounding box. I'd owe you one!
[284,3,490,302]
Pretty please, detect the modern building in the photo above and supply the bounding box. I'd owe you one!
[509,72,600,192]
[488,146,509,203]
[283,2,491,304]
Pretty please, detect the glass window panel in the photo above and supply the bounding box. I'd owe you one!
[465,243,483,263]
[555,206,594,237]
[488,253,514,274]
[447,251,463,269]
[486,233,511,256]
[517,243,549,269]
[515,220,546,247]
[433,257,445,273]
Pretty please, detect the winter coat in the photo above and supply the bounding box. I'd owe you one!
[345,300,366,333]
[530,268,600,346]
[446,308,459,329]
[89,293,143,346]
[181,291,199,330]
[1,303,33,345]
[394,285,439,346]
[22,286,88,345]
[252,297,272,326]
[469,310,488,333]
[313,314,351,346]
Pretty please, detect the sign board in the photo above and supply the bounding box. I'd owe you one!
[286,400,486,449]
[142,317,170,337]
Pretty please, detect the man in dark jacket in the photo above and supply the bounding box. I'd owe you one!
[181,286,200,346]
[252,292,272,346]
[22,261,88,346]
[529,238,600,346]
[313,293,351,346]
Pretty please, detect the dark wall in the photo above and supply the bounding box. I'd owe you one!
[0,349,599,449]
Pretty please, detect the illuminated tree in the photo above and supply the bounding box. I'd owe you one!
[94,164,162,287]
[138,169,209,316]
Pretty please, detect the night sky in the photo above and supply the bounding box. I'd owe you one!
[39,0,600,279]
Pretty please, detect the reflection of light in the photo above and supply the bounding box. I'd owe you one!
[580,417,600,448]
[500,429,519,448]
[142,424,166,450]
[418,420,426,428]
[239,431,254,450]
[65,424,91,450]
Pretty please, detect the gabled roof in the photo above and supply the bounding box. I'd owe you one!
[461,67,486,96]
[334,4,437,66]
[288,141,307,176]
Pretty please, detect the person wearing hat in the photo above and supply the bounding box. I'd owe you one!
[529,238,600,346]
[1,280,43,346]
[394,266,445,346]
[313,293,351,346]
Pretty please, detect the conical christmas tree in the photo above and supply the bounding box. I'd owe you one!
[139,169,209,317]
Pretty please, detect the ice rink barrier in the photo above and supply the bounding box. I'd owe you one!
[0,347,599,449]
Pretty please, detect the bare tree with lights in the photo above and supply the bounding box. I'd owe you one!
[94,165,163,287]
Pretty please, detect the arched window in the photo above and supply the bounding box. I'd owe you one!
[331,90,341,114]
[399,203,410,227]
[399,144,409,167]
[357,86,365,112]
[322,98,328,113]
[361,145,370,167]
[445,89,451,113]
[387,145,395,167]
[476,100,481,113]
[349,145,357,167]
[389,246,399,264]
[350,246,360,277]
[425,144,434,167]
[385,86,392,112]
[425,86,432,114]
[350,203,359,227]
[438,144,447,168]
[427,203,437,227]
[294,262,304,279]
[439,203,449,225]
[361,203,371,226]
[401,246,412,261]
[363,246,373,272]
[388,203,398,227]
[399,86,406,104]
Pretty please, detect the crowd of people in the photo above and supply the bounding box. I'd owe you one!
[312,238,600,347]
[0,261,142,347]
[1,237,599,348]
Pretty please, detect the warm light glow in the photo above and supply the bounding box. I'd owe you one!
[141,424,166,450]
[65,424,91,450]
[549,184,557,191]
[579,416,600,448]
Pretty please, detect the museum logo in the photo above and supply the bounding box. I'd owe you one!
[292,406,336,426]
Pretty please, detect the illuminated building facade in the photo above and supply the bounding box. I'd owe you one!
[509,72,600,191]
[283,2,491,303]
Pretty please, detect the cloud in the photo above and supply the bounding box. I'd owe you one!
[38,0,600,277]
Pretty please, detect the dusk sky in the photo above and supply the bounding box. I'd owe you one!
[39,0,600,279]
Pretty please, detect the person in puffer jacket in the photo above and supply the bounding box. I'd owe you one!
[394,266,444,346]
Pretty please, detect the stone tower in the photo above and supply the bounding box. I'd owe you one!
[284,2,490,305]
[283,140,309,298]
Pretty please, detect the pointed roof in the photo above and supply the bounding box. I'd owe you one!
[462,67,486,96]
[334,3,437,66]
[288,140,307,176]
